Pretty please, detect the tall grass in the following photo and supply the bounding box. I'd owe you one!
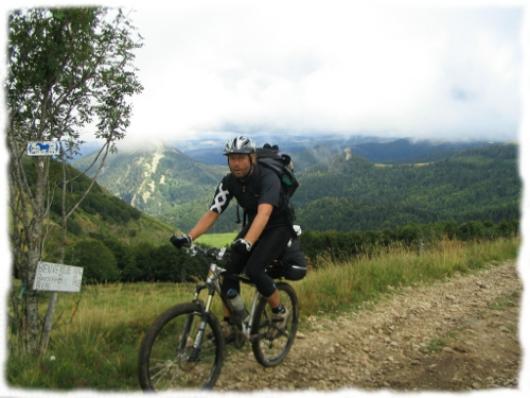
[296,237,519,316]
[7,237,519,390]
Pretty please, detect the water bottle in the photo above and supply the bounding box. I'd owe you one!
[226,289,248,323]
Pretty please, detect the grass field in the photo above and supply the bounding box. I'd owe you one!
[6,237,520,390]
[196,231,237,247]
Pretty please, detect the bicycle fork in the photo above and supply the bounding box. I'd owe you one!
[182,291,215,362]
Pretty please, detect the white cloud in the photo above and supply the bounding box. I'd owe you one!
[0,0,522,146]
[122,3,521,142]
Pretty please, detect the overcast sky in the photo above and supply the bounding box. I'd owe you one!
[1,0,523,145]
[125,2,523,144]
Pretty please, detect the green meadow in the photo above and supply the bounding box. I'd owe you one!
[7,237,519,390]
[196,231,237,248]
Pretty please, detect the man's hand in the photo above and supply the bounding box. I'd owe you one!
[242,203,272,247]
[231,238,252,255]
[170,233,192,248]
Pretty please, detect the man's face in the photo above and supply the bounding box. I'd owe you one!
[228,153,252,178]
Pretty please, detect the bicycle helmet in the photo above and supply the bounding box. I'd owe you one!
[223,136,256,156]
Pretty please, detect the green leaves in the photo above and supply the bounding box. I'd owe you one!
[66,239,119,283]
[7,6,143,146]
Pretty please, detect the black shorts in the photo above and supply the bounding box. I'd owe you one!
[221,225,293,297]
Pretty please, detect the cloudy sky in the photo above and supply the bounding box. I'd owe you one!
[126,2,523,144]
[1,0,523,145]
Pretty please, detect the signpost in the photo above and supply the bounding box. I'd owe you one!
[26,141,61,156]
[32,261,83,293]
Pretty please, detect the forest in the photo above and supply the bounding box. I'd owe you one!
[15,143,521,283]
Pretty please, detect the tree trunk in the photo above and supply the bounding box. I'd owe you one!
[40,154,69,354]
[23,291,41,353]
[40,293,58,354]
[22,156,48,354]
[39,215,66,354]
[24,231,43,353]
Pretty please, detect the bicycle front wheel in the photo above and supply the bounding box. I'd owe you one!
[138,302,224,390]
[250,282,299,367]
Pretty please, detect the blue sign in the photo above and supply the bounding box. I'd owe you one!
[27,141,61,156]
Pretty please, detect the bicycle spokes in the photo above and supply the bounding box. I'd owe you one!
[144,310,220,389]
[250,282,298,367]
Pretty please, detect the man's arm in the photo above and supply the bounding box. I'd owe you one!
[186,210,220,241]
[243,203,273,245]
[186,178,232,241]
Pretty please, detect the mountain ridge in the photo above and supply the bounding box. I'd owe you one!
[73,137,520,233]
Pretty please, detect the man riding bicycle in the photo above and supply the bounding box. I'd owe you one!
[171,136,294,339]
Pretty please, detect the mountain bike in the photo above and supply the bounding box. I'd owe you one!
[138,244,305,390]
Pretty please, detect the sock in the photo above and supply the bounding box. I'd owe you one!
[272,304,286,314]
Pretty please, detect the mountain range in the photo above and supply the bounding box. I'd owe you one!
[73,135,520,233]
[179,134,493,167]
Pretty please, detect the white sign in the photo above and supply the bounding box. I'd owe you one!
[26,141,61,156]
[33,261,83,293]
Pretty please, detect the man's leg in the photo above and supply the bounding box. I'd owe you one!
[221,251,247,319]
[267,289,281,308]
[244,226,292,310]
[221,228,250,319]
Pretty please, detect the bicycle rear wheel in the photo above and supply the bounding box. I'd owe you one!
[138,302,224,390]
[250,282,299,367]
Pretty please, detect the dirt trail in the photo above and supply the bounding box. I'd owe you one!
[216,260,522,391]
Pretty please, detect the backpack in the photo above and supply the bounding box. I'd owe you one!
[235,144,300,226]
[256,144,299,198]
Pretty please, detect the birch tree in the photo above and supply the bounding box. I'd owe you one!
[7,7,143,354]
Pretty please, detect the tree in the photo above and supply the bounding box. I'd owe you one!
[7,7,143,354]
[132,242,157,281]
[100,237,135,273]
[65,240,119,283]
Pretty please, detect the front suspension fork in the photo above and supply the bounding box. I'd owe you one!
[187,291,215,361]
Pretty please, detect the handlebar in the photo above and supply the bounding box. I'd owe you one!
[185,245,227,261]
[174,224,302,261]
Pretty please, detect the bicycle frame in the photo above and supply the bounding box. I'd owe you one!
[185,263,249,352]
[188,258,264,353]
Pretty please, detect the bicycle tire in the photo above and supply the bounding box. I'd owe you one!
[250,282,299,367]
[138,302,224,390]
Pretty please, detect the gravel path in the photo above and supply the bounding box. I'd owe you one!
[216,260,522,392]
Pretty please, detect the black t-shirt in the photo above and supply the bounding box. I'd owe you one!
[209,164,289,228]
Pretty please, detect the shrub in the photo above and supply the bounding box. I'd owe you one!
[131,243,209,282]
[101,238,135,272]
[65,240,119,283]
